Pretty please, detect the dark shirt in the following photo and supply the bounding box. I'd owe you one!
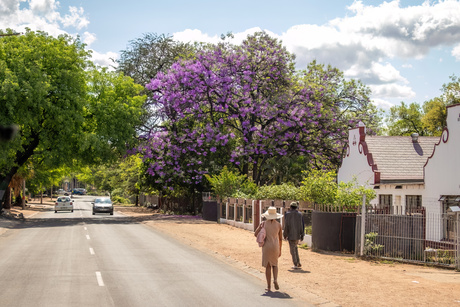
[283,209,305,240]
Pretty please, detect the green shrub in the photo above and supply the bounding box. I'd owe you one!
[111,195,130,204]
[205,166,257,199]
[111,188,125,198]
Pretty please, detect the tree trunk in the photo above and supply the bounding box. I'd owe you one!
[3,187,11,210]
[22,179,26,210]
[0,172,16,210]
[0,131,40,210]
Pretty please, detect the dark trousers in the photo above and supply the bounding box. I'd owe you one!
[288,240,301,266]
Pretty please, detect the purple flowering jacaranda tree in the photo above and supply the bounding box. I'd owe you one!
[137,32,363,190]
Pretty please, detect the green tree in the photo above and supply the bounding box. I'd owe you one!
[82,67,146,163]
[422,97,446,136]
[386,102,426,136]
[0,29,145,208]
[0,29,89,207]
[441,74,460,105]
[421,75,459,136]
[386,75,459,137]
[117,33,196,134]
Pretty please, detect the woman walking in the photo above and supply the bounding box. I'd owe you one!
[254,207,283,292]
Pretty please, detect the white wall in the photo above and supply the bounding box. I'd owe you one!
[373,184,425,212]
[424,104,460,215]
[337,127,375,189]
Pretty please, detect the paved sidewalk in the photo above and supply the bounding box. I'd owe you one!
[0,199,54,235]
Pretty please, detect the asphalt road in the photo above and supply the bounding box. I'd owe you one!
[0,196,310,307]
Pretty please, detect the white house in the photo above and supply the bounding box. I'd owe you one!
[337,104,460,224]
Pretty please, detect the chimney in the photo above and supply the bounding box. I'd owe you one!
[411,133,419,143]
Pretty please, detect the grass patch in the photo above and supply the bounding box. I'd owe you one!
[113,203,136,207]
[345,258,356,262]
[299,243,309,250]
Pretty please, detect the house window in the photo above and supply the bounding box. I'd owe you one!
[406,195,422,213]
[379,194,392,211]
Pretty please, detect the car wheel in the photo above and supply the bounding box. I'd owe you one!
[92,212,95,215]
[71,210,74,212]
[110,212,113,215]
[55,210,57,213]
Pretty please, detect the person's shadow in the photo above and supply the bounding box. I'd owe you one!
[261,291,292,299]
[288,268,311,273]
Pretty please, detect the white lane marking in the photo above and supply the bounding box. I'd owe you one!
[95,272,105,286]
[86,235,90,240]
[84,227,87,230]
[89,247,95,255]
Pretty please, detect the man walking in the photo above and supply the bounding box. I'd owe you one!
[283,202,304,269]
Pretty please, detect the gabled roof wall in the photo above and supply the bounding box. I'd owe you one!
[424,103,460,197]
[338,122,438,186]
[337,124,375,187]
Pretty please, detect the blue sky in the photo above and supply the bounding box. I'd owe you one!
[2,0,460,110]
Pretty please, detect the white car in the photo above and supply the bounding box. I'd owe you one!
[55,196,74,213]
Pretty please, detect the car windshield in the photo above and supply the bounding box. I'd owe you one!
[95,199,111,204]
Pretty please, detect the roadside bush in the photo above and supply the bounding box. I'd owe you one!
[111,195,130,204]
[111,188,125,198]
[298,169,337,204]
[205,166,257,200]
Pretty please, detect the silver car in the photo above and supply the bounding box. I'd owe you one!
[55,196,74,213]
[92,197,113,215]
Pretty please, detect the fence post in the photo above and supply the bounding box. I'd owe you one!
[457,212,460,271]
[359,193,367,256]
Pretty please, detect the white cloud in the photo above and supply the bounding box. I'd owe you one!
[371,98,395,110]
[60,6,89,30]
[369,84,416,99]
[0,0,89,36]
[90,50,118,69]
[172,27,275,46]
[453,43,460,61]
[173,1,460,104]
[3,0,460,102]
[345,62,409,85]
[173,29,220,45]
[82,31,97,46]
[29,0,58,13]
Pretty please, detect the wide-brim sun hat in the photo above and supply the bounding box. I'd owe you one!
[262,206,283,220]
